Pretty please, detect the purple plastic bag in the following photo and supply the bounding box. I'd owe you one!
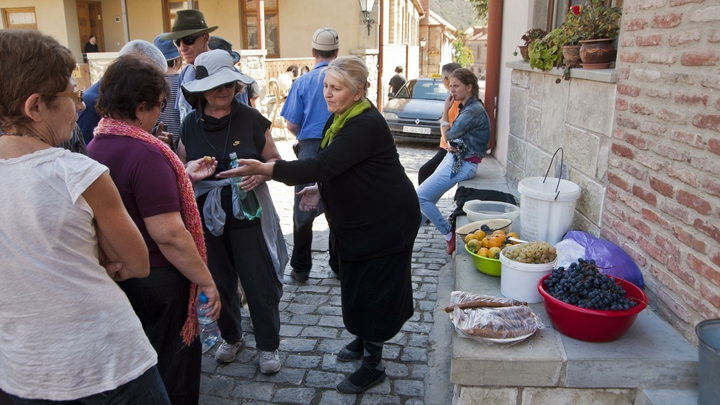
[563,231,645,289]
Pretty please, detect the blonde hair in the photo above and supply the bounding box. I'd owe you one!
[324,56,369,98]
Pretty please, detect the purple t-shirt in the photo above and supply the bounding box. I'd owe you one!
[87,136,181,267]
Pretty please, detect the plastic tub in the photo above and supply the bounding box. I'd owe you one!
[518,177,581,245]
[463,200,520,223]
[697,319,720,405]
[499,245,557,303]
[537,274,647,342]
[456,218,513,241]
[465,244,501,277]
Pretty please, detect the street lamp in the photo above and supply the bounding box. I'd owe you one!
[358,0,376,36]
[419,37,426,76]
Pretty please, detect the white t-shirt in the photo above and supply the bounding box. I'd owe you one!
[0,148,157,400]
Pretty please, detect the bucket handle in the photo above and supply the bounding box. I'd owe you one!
[542,148,563,201]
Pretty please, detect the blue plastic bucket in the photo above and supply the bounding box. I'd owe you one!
[697,319,720,405]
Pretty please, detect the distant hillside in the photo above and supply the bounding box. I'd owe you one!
[429,0,485,31]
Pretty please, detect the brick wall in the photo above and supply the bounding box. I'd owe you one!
[608,0,720,344]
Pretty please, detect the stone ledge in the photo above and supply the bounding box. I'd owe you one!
[635,388,698,405]
[450,214,697,391]
[506,60,617,83]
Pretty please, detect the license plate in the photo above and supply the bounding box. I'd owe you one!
[402,125,431,134]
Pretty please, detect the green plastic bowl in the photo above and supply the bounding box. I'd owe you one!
[465,244,502,277]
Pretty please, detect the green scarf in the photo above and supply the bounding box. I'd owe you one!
[320,99,371,148]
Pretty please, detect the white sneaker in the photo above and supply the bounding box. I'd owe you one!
[215,339,244,363]
[259,350,282,374]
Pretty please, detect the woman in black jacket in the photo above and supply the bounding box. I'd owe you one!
[219,55,420,394]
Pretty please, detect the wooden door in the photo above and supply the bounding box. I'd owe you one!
[77,1,104,53]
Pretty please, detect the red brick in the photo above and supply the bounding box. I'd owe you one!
[689,156,720,176]
[634,68,662,82]
[612,143,635,159]
[675,92,709,106]
[667,165,699,187]
[710,30,720,43]
[714,252,720,268]
[605,199,627,221]
[617,116,640,130]
[639,237,667,264]
[670,0,704,5]
[623,243,648,267]
[626,133,649,151]
[633,184,658,206]
[695,218,720,243]
[629,215,652,236]
[667,257,698,286]
[717,99,720,111]
[608,172,631,191]
[669,30,701,47]
[674,224,707,254]
[615,220,638,241]
[652,142,685,161]
[617,84,641,97]
[620,36,636,48]
[700,283,720,310]
[646,88,672,99]
[652,13,683,28]
[637,154,665,171]
[618,161,647,181]
[630,103,653,115]
[620,52,642,63]
[702,178,720,198]
[693,114,720,132]
[681,50,719,66]
[650,176,675,198]
[624,18,648,31]
[708,139,720,155]
[640,121,667,136]
[616,98,628,111]
[660,200,691,224]
[636,34,663,46]
[677,190,712,215]
[617,67,630,80]
[662,72,694,85]
[642,207,670,229]
[656,108,688,124]
[689,254,720,288]
[670,130,705,149]
[678,288,717,320]
[600,228,620,245]
[656,234,681,257]
[606,186,617,201]
[618,192,644,212]
[651,264,678,290]
[647,52,677,65]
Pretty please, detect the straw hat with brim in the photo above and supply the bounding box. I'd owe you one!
[159,9,218,40]
[182,50,254,107]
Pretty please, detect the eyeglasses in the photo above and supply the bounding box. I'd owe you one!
[155,98,167,113]
[174,33,203,47]
[211,82,236,91]
[55,90,84,102]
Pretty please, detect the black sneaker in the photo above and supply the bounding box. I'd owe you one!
[290,269,309,283]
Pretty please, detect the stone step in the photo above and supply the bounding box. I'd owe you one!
[634,388,698,405]
[449,217,698,392]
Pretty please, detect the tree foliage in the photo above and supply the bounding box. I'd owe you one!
[452,38,475,68]
[429,0,486,30]
[467,0,489,20]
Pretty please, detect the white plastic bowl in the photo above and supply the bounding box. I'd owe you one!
[463,200,521,223]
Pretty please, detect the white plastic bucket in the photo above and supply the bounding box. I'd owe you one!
[499,246,557,303]
[518,177,581,245]
[463,200,521,223]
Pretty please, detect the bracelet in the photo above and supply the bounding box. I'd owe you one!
[441,121,450,127]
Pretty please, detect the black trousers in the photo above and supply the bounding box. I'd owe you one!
[118,266,200,405]
[418,148,448,185]
[204,224,282,351]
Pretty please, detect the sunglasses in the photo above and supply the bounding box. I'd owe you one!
[174,33,203,47]
[211,82,236,91]
[54,90,84,102]
[155,98,167,113]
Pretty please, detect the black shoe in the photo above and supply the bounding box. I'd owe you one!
[290,269,309,283]
[336,371,386,394]
[336,347,363,362]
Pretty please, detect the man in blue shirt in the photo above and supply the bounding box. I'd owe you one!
[280,28,340,282]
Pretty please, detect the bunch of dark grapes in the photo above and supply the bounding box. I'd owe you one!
[543,258,638,311]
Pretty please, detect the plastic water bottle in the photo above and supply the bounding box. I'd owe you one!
[197,292,220,353]
[228,152,247,199]
[228,152,262,220]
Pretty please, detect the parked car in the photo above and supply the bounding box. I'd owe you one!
[382,78,448,143]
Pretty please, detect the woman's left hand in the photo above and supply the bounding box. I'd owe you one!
[238,174,266,191]
[297,185,321,212]
[186,157,218,183]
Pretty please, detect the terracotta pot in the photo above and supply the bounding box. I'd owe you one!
[579,38,616,69]
[562,45,581,65]
[518,45,529,61]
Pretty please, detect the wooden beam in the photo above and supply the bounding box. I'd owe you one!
[256,0,265,50]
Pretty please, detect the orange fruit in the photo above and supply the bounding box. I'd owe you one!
[492,230,506,236]
[473,230,486,240]
[464,234,478,244]
[507,232,518,238]
[489,247,502,259]
[467,239,480,253]
[478,247,489,258]
[487,237,502,248]
[481,237,489,248]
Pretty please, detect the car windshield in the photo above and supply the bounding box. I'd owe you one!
[395,80,448,101]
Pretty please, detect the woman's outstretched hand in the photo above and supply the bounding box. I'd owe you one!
[216,158,271,179]
[297,185,321,212]
[186,157,218,183]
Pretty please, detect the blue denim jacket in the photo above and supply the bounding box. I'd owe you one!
[445,96,490,160]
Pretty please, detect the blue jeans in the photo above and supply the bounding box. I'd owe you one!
[7,366,170,405]
[417,152,478,235]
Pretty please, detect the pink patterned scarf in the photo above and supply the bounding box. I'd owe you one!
[94,117,206,346]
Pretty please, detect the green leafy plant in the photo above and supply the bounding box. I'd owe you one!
[521,28,547,46]
[528,29,566,72]
[575,0,622,40]
[562,7,583,45]
[452,39,475,68]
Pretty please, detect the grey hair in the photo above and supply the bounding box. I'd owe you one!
[324,56,369,99]
[119,40,167,73]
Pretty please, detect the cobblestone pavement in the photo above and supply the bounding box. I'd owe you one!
[199,139,457,405]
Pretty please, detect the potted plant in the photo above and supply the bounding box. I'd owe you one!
[561,5,583,65]
[515,28,547,62]
[575,0,622,68]
[528,28,566,73]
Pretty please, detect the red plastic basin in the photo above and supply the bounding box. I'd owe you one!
[537,274,647,342]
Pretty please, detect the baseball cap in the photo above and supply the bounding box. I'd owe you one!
[208,36,241,64]
[312,28,339,51]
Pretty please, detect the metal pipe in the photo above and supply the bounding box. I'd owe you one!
[377,0,384,111]
[257,0,265,51]
[121,0,130,43]
[484,0,503,151]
